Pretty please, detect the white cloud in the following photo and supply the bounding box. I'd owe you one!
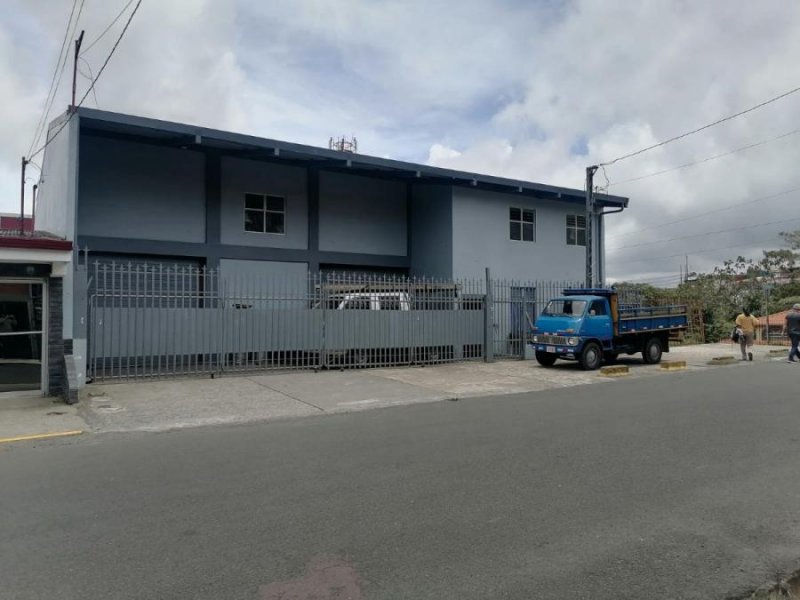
[2,0,800,283]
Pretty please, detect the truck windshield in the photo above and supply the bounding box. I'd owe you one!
[542,299,587,317]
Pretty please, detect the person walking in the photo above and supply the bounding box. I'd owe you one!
[782,304,800,363]
[735,309,759,361]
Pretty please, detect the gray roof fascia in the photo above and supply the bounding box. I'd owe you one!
[75,107,628,208]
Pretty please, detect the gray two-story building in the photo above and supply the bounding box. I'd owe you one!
[26,107,627,394]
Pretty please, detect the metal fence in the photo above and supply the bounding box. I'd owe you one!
[87,261,579,382]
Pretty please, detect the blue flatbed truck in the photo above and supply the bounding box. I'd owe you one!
[530,288,689,370]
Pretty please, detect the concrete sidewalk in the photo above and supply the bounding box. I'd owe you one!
[0,342,790,440]
[0,393,86,444]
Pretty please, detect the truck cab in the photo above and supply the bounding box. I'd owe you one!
[531,288,688,370]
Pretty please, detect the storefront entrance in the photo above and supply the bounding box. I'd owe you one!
[0,280,45,393]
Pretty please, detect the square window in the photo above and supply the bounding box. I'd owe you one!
[510,206,535,242]
[244,209,264,232]
[265,212,285,234]
[245,193,264,210]
[566,213,587,246]
[243,193,286,235]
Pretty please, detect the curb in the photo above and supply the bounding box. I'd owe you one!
[708,356,737,365]
[599,365,629,377]
[661,360,687,371]
[0,430,84,445]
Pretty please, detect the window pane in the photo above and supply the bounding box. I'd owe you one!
[244,209,264,232]
[566,214,576,227]
[509,207,521,221]
[576,215,586,228]
[245,194,264,210]
[566,228,576,245]
[590,300,606,315]
[265,212,285,234]
[522,210,535,223]
[510,222,521,240]
[577,229,586,246]
[523,223,534,242]
[266,195,284,212]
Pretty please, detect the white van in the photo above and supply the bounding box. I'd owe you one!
[335,292,411,311]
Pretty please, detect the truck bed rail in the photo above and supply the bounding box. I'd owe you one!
[618,304,688,334]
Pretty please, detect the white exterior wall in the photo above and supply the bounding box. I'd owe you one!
[451,188,590,282]
[35,114,79,240]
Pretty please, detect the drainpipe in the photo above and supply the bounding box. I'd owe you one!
[598,206,625,287]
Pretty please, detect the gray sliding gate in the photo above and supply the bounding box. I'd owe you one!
[87,262,576,382]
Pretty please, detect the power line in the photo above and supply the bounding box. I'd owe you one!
[606,185,800,240]
[78,57,99,107]
[27,0,83,157]
[608,128,800,187]
[80,0,137,56]
[28,0,143,162]
[598,84,800,167]
[608,216,800,251]
[617,236,782,266]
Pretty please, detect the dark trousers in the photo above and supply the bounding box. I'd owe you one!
[790,334,800,361]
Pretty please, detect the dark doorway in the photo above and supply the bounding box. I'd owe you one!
[0,281,44,392]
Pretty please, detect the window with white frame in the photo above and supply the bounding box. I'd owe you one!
[566,214,586,246]
[509,207,536,242]
[244,193,285,234]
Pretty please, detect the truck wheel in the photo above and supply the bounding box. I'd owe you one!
[535,352,557,367]
[579,342,602,370]
[643,337,663,364]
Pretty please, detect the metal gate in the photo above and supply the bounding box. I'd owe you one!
[87,261,577,382]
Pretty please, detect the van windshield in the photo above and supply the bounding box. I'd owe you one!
[542,299,587,317]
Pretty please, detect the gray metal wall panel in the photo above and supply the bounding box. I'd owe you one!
[220,157,308,249]
[78,136,206,242]
[409,184,453,278]
[319,171,407,256]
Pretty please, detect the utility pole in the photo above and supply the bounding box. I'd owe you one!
[585,165,598,288]
[19,157,26,235]
[71,30,85,111]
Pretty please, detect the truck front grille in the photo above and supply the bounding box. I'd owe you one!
[538,334,569,345]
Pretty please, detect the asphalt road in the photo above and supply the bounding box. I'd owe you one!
[2,362,800,600]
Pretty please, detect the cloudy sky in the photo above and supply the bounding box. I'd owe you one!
[2,0,799,284]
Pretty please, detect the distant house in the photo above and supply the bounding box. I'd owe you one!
[8,107,629,396]
[757,309,792,342]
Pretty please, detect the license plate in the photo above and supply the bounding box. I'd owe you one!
[546,346,556,353]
